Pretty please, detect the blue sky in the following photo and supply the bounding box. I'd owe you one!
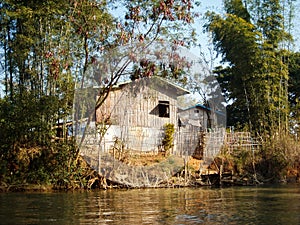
[192,0,300,65]
[190,1,224,68]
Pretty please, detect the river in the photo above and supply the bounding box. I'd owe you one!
[0,184,299,224]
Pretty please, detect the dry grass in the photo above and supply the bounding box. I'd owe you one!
[124,153,167,166]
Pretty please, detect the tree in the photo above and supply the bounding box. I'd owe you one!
[288,52,300,136]
[205,0,292,136]
[0,0,114,186]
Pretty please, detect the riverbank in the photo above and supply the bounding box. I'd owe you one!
[1,155,299,193]
[1,133,299,192]
[1,173,299,193]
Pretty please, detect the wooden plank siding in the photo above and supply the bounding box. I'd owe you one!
[95,77,189,152]
[96,78,181,129]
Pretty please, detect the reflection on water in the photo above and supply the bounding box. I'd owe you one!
[0,184,299,224]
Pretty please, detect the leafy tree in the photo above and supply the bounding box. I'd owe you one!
[288,52,300,136]
[162,123,175,156]
[205,0,292,136]
[0,0,113,187]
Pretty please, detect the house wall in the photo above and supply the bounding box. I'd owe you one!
[100,125,164,152]
[96,84,178,129]
[96,80,180,152]
[178,107,209,129]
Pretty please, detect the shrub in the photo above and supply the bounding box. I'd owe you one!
[162,123,175,156]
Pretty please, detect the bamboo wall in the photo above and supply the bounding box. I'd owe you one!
[95,78,184,153]
[178,107,208,129]
[96,82,178,129]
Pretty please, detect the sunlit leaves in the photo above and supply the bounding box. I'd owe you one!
[121,0,198,47]
[206,0,291,135]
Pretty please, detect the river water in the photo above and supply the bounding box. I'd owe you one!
[0,184,299,225]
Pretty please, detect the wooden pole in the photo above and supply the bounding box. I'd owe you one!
[219,157,224,186]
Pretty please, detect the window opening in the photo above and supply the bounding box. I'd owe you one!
[158,101,170,118]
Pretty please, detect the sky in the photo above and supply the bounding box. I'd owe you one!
[192,0,300,66]
[191,0,224,57]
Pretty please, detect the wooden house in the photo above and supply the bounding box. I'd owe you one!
[176,104,226,158]
[178,103,226,131]
[178,104,213,131]
[96,76,189,152]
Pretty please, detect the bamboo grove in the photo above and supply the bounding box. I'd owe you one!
[205,0,298,137]
[205,0,300,182]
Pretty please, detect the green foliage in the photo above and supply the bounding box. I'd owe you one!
[121,0,197,46]
[162,123,175,156]
[288,52,300,136]
[221,132,300,182]
[224,0,250,22]
[0,94,52,149]
[0,139,90,189]
[254,134,300,182]
[129,56,189,85]
[48,141,89,189]
[0,93,88,188]
[206,0,291,136]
